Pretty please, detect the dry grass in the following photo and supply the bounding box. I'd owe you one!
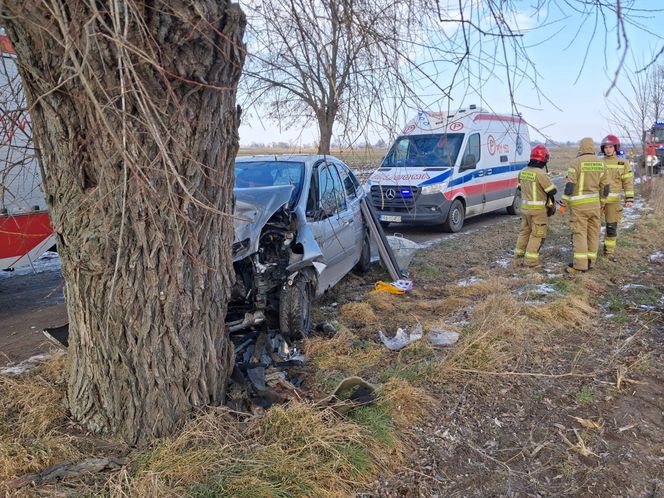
[641,177,664,214]
[3,177,662,497]
[1,353,427,497]
[108,382,432,497]
[0,354,83,485]
[339,301,380,336]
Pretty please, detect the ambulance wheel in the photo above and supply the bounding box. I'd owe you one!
[443,199,465,233]
[507,190,521,215]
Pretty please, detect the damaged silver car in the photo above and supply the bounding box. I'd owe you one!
[229,155,371,338]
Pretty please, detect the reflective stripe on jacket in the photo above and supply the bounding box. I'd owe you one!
[561,150,608,207]
[603,154,634,202]
[518,167,555,211]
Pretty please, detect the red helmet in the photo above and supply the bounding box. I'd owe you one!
[601,134,620,153]
[530,144,549,163]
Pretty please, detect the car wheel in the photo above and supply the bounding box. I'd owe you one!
[354,232,372,273]
[442,198,465,233]
[279,271,314,339]
[506,190,521,215]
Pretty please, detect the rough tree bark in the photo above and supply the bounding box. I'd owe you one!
[0,1,246,445]
[317,106,337,154]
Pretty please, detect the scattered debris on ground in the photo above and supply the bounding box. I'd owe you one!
[2,178,663,497]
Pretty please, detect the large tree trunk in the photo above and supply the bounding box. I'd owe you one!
[0,1,246,445]
[317,108,337,154]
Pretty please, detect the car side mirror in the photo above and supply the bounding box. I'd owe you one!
[460,153,477,171]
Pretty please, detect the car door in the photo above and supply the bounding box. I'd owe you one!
[306,161,355,290]
[333,160,365,261]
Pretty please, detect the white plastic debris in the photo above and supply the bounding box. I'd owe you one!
[495,259,510,268]
[386,234,421,270]
[379,323,423,351]
[427,329,460,346]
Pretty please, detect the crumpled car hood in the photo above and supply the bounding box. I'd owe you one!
[233,185,294,261]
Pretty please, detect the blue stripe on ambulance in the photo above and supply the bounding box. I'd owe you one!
[415,162,527,188]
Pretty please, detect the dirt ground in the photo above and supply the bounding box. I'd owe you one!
[1,173,662,497]
[0,267,66,366]
[313,181,664,497]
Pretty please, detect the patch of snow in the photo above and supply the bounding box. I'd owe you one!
[515,283,558,297]
[457,276,481,287]
[0,251,61,279]
[0,353,59,376]
[534,284,557,295]
[524,300,546,306]
[621,283,647,290]
[649,251,664,264]
[639,305,656,311]
[495,259,510,268]
[605,313,615,319]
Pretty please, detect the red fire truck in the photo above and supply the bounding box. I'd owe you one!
[643,121,664,174]
[0,34,55,271]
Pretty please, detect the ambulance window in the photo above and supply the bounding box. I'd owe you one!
[461,133,480,169]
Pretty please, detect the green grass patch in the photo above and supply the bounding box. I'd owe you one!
[574,386,597,404]
[608,312,631,324]
[350,404,397,449]
[558,460,575,480]
[629,287,660,306]
[549,277,575,294]
[606,294,627,312]
[417,264,443,277]
[379,360,437,384]
[617,238,635,247]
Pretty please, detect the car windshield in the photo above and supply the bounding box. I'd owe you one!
[382,133,464,168]
[651,127,664,143]
[234,160,305,205]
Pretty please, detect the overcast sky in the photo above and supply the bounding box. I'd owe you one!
[238,0,664,147]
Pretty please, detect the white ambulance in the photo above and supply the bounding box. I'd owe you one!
[366,106,531,232]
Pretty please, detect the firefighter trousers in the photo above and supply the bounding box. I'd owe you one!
[602,202,623,255]
[515,210,548,266]
[569,204,601,271]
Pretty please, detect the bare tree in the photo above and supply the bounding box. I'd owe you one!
[241,0,435,153]
[606,60,664,170]
[0,1,246,445]
[241,0,662,151]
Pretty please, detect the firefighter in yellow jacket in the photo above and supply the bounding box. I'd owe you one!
[560,137,609,273]
[515,145,557,267]
[600,134,634,260]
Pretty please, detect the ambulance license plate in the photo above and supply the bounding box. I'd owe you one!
[381,215,401,223]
